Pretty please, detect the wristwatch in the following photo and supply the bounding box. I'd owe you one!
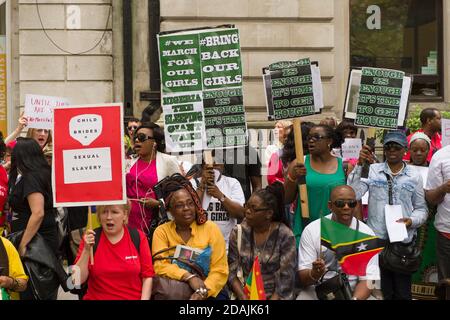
[219,194,226,202]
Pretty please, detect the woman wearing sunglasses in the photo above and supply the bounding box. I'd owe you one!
[125,123,180,234]
[284,124,347,247]
[297,185,379,300]
[348,130,427,300]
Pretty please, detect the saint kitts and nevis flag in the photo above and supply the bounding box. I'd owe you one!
[321,217,384,276]
[243,256,267,300]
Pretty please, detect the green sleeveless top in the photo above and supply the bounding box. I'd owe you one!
[293,155,346,247]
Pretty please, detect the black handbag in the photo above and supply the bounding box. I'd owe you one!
[380,173,422,275]
[315,270,353,300]
[379,240,421,275]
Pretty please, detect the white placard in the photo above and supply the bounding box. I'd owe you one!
[409,165,429,188]
[63,147,112,184]
[441,119,450,147]
[341,138,362,160]
[384,204,408,242]
[24,94,70,129]
[69,114,102,146]
[311,64,324,112]
[163,92,205,153]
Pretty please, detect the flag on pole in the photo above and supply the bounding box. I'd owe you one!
[320,217,384,276]
[243,256,266,300]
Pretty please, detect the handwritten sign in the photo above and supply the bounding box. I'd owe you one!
[341,138,362,160]
[441,118,450,147]
[25,94,70,130]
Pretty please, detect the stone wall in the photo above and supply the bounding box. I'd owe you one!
[16,0,114,122]
[158,0,348,126]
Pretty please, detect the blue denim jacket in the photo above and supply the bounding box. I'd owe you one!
[347,162,428,242]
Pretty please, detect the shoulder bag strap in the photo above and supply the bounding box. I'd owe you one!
[236,224,244,284]
[127,227,141,253]
[93,227,103,254]
[384,173,393,205]
[151,246,178,259]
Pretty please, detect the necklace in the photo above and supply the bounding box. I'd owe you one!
[134,154,155,233]
[389,162,405,176]
[253,223,273,261]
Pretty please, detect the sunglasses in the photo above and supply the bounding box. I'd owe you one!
[244,204,270,213]
[384,143,403,151]
[128,126,138,131]
[134,133,155,143]
[307,134,329,142]
[333,199,358,208]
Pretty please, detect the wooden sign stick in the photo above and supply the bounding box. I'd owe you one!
[203,150,214,166]
[293,118,309,219]
[88,206,94,265]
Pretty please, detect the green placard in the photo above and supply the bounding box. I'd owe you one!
[158,28,246,152]
[265,58,316,120]
[355,67,404,129]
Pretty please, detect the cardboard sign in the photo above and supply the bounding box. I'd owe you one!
[441,118,450,147]
[24,94,70,129]
[343,68,411,128]
[341,138,362,160]
[52,103,126,207]
[158,27,247,152]
[263,58,324,120]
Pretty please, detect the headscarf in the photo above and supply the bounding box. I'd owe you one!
[409,132,431,149]
[162,173,207,225]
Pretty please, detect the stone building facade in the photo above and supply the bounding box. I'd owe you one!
[2,0,450,133]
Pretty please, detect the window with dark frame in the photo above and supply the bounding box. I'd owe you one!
[350,0,443,101]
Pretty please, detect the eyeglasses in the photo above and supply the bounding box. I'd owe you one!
[384,143,403,151]
[244,204,270,213]
[172,201,195,211]
[134,133,155,143]
[128,126,138,131]
[306,134,328,142]
[333,199,358,208]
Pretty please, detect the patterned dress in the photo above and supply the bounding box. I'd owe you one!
[228,221,297,300]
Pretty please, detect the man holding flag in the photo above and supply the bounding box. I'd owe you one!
[297,185,381,300]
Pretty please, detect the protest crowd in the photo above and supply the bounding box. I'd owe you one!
[0,104,448,301]
[0,26,449,302]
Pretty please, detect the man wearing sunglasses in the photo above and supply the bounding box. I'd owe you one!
[297,185,379,300]
[124,117,140,158]
[348,131,427,300]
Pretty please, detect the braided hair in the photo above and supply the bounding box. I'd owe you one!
[253,181,288,226]
[160,173,207,224]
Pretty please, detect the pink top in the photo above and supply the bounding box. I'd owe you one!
[267,152,285,185]
[126,159,158,232]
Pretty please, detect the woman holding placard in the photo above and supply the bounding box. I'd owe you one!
[75,203,154,300]
[348,131,428,300]
[284,124,346,247]
[125,122,180,234]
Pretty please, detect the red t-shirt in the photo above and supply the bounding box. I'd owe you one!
[76,227,155,300]
[0,166,8,226]
[404,129,442,162]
